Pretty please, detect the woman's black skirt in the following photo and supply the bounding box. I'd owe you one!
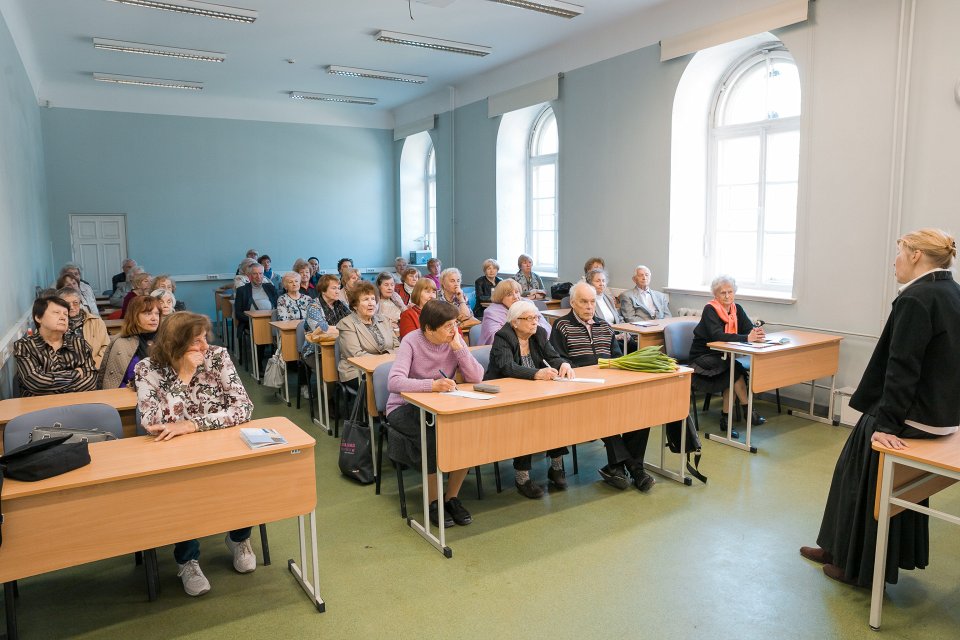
[690,352,745,395]
[816,410,934,586]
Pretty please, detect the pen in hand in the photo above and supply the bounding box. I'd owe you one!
[438,369,457,392]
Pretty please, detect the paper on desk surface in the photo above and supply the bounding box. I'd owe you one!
[630,321,656,327]
[442,390,495,400]
[553,377,605,383]
[727,341,775,348]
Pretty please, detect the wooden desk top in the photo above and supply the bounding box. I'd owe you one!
[544,299,561,310]
[348,345,486,375]
[707,330,842,355]
[95,295,110,302]
[541,308,571,320]
[612,316,698,335]
[104,318,123,328]
[460,317,480,330]
[270,319,302,331]
[402,364,691,416]
[245,310,274,319]
[2,418,314,500]
[873,431,960,474]
[0,388,138,426]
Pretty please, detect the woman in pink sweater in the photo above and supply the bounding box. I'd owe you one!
[387,300,485,528]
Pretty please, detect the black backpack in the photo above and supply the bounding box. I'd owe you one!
[550,282,572,300]
[665,416,706,484]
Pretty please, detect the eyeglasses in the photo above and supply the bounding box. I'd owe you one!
[517,315,538,321]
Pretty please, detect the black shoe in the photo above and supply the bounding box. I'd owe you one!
[516,478,544,499]
[599,465,630,490]
[719,413,740,439]
[429,500,454,528]
[750,410,766,425]
[444,497,472,526]
[631,468,656,493]
[547,467,568,490]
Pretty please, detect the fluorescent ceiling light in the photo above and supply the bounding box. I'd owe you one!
[93,38,226,62]
[489,0,583,18]
[375,30,491,57]
[93,72,204,90]
[327,65,427,84]
[104,0,258,23]
[290,91,378,106]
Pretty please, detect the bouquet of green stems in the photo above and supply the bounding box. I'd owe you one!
[598,345,678,372]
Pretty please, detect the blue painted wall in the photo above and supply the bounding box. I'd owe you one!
[0,10,52,396]
[41,108,396,316]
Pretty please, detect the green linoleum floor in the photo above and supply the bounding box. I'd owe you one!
[8,368,960,639]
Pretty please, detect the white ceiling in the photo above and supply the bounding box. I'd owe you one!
[1,0,787,129]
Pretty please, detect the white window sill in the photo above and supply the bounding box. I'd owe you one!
[664,286,796,305]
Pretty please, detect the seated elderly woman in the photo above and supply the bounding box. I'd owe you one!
[14,296,97,396]
[375,272,406,330]
[689,274,766,438]
[55,273,92,313]
[336,280,399,387]
[437,268,473,323]
[478,279,550,345]
[258,254,282,290]
[549,282,656,493]
[308,257,321,287]
[121,272,153,318]
[307,274,350,330]
[276,271,310,321]
[98,295,162,388]
[396,267,419,305]
[515,254,547,300]
[473,258,502,319]
[399,277,438,340]
[338,268,361,306]
[112,265,145,307]
[387,300,484,527]
[585,268,635,351]
[151,289,177,317]
[135,312,255,597]
[58,286,110,369]
[59,264,101,317]
[486,300,574,499]
[424,258,442,289]
[233,259,256,290]
[152,274,186,311]
[292,258,317,299]
[583,257,605,278]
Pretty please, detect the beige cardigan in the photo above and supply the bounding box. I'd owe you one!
[80,310,110,369]
[336,313,398,382]
[97,335,139,389]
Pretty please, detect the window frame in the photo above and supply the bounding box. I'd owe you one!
[525,105,559,275]
[425,141,437,253]
[705,45,800,294]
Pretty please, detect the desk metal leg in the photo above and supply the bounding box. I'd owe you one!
[279,338,291,407]
[789,375,837,426]
[642,424,691,486]
[4,581,19,640]
[706,355,756,453]
[250,331,261,382]
[288,510,325,613]
[312,350,331,434]
[870,454,894,630]
[406,407,452,558]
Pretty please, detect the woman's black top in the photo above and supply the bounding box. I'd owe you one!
[485,324,566,381]
[473,275,502,317]
[688,303,753,362]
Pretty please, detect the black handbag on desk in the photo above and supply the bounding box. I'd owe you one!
[0,434,92,482]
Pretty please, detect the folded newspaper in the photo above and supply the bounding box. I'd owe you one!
[240,427,287,449]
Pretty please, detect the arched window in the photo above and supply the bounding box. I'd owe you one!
[425,143,437,253]
[496,103,559,275]
[709,47,800,291]
[399,131,436,255]
[669,35,801,299]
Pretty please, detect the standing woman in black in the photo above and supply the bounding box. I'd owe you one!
[801,228,960,586]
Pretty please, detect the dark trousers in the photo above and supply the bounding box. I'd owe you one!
[513,447,569,471]
[602,429,650,472]
[174,528,252,564]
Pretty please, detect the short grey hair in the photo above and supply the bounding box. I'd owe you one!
[281,271,301,287]
[570,281,596,302]
[150,289,176,306]
[57,286,81,300]
[710,274,737,296]
[585,268,607,285]
[482,258,500,272]
[517,254,533,268]
[506,300,538,324]
[635,265,651,275]
[439,267,462,283]
[241,258,260,274]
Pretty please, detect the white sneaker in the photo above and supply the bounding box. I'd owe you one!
[177,560,211,596]
[301,387,311,399]
[225,535,257,573]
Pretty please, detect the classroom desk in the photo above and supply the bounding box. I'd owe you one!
[305,328,339,435]
[541,308,570,324]
[611,317,698,351]
[544,299,561,310]
[400,365,692,556]
[270,319,303,406]
[706,330,842,453]
[0,418,323,637]
[219,294,235,353]
[0,388,138,454]
[104,318,123,335]
[870,432,960,630]
[212,288,224,336]
[245,310,274,382]
[460,318,480,345]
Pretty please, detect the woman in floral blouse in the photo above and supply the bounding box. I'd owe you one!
[276,271,310,321]
[134,312,255,598]
[515,253,547,300]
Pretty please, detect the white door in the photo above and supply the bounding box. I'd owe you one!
[70,214,128,294]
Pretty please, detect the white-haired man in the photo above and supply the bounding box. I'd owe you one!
[620,265,671,322]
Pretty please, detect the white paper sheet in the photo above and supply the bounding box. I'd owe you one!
[441,390,495,400]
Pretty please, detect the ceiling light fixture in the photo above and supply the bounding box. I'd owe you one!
[488,0,583,18]
[327,65,427,84]
[104,0,258,23]
[290,91,378,106]
[93,38,226,62]
[93,72,204,90]
[375,30,491,57]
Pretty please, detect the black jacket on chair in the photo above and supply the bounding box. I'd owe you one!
[485,324,567,381]
[234,282,279,332]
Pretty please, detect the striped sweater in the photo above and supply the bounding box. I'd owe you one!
[549,313,622,367]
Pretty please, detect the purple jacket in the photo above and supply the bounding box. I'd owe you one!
[478,303,551,346]
[386,330,484,415]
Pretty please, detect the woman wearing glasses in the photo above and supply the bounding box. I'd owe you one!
[486,300,574,499]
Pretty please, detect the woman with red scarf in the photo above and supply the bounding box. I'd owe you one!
[688,275,767,438]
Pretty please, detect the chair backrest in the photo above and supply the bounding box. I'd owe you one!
[559,296,571,309]
[468,323,482,346]
[533,299,548,311]
[372,361,394,414]
[662,321,698,363]
[4,403,124,451]
[471,345,491,373]
[295,320,306,352]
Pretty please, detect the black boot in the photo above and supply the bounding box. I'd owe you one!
[719,412,740,439]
